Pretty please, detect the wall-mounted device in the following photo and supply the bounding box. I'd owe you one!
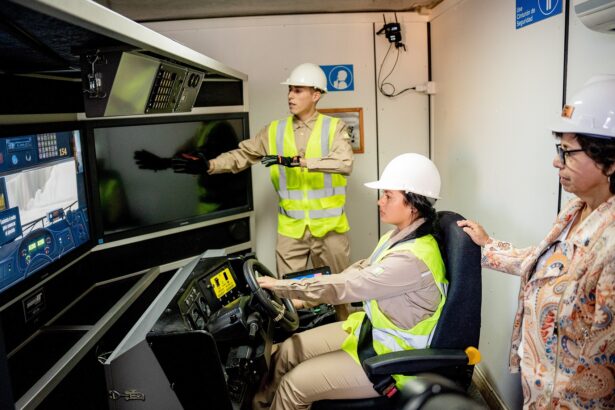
[376,14,406,50]
[80,50,205,118]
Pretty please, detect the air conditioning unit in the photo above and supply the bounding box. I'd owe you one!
[574,0,615,33]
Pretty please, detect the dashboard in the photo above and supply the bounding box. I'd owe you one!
[175,257,247,332]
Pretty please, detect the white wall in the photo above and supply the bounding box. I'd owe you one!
[430,1,564,408]
[146,13,430,269]
[430,0,615,408]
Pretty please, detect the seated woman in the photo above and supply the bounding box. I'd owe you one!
[254,153,447,410]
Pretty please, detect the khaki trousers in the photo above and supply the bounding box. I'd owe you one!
[275,230,350,276]
[275,230,351,319]
[253,322,378,410]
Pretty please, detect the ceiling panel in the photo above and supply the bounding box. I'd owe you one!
[96,0,443,22]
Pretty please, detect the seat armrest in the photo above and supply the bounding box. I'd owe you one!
[362,348,470,377]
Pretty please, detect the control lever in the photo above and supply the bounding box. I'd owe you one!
[247,312,261,340]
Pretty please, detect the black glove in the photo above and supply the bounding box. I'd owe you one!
[261,155,301,168]
[134,150,172,171]
[171,151,209,175]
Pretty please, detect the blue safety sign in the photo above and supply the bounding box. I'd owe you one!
[516,0,562,29]
[320,65,354,92]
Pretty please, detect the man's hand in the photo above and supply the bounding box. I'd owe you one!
[171,152,209,175]
[256,276,279,290]
[261,155,301,168]
[133,150,172,171]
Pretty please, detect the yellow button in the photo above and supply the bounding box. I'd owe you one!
[465,347,481,365]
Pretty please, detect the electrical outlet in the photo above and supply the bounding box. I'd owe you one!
[416,82,437,95]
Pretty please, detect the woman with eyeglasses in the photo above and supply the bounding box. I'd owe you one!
[458,75,615,409]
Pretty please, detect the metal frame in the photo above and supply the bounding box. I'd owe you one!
[9,0,247,81]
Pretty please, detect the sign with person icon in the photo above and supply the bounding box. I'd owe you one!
[320,64,354,92]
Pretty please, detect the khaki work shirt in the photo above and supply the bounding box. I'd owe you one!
[208,111,353,175]
[272,219,441,329]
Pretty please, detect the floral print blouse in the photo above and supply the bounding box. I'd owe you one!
[482,197,615,409]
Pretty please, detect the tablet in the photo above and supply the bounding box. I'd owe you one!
[282,266,331,280]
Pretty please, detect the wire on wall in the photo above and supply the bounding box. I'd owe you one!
[376,13,415,98]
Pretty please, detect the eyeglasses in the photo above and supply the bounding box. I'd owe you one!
[555,144,584,165]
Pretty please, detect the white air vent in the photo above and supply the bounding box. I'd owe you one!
[574,0,615,33]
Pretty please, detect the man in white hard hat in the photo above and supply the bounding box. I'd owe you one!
[172,63,354,305]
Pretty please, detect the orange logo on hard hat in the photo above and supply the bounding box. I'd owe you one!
[561,105,574,119]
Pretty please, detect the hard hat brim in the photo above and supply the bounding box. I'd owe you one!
[280,81,327,92]
[364,181,441,199]
[550,122,615,140]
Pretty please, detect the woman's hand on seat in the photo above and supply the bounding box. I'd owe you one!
[457,219,491,247]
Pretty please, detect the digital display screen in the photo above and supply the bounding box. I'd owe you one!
[0,127,90,296]
[92,116,251,241]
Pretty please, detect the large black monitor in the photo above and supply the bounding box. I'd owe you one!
[0,123,91,299]
[88,113,252,244]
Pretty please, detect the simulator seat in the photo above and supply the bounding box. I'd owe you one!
[312,211,482,410]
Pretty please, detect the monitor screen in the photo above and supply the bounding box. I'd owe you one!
[90,114,251,242]
[0,125,90,296]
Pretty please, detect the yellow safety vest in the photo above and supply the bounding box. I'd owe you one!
[268,114,349,238]
[341,230,448,388]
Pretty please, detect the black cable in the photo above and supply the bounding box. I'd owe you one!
[377,38,416,98]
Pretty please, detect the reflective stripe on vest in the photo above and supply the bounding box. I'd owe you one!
[340,231,447,388]
[278,207,345,219]
[268,114,349,238]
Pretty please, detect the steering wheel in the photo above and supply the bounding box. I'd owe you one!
[243,258,299,332]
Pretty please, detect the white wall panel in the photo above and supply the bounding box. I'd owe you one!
[430,1,565,408]
[375,16,430,234]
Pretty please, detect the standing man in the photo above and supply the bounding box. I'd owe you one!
[173,63,354,296]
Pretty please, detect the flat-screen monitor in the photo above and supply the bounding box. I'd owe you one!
[89,114,252,243]
[0,123,91,297]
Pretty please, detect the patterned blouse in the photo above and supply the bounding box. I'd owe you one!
[482,197,615,409]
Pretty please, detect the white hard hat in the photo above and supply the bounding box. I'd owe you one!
[550,74,615,139]
[281,63,328,92]
[365,153,441,200]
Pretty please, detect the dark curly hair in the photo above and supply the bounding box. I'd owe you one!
[403,192,436,221]
[400,191,442,247]
[556,132,615,194]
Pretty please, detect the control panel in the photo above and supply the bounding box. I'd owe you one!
[0,132,73,173]
[0,208,89,289]
[176,258,246,331]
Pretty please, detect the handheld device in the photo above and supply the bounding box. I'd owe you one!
[282,266,331,281]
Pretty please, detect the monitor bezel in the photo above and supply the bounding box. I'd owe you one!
[0,121,95,308]
[84,112,253,246]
